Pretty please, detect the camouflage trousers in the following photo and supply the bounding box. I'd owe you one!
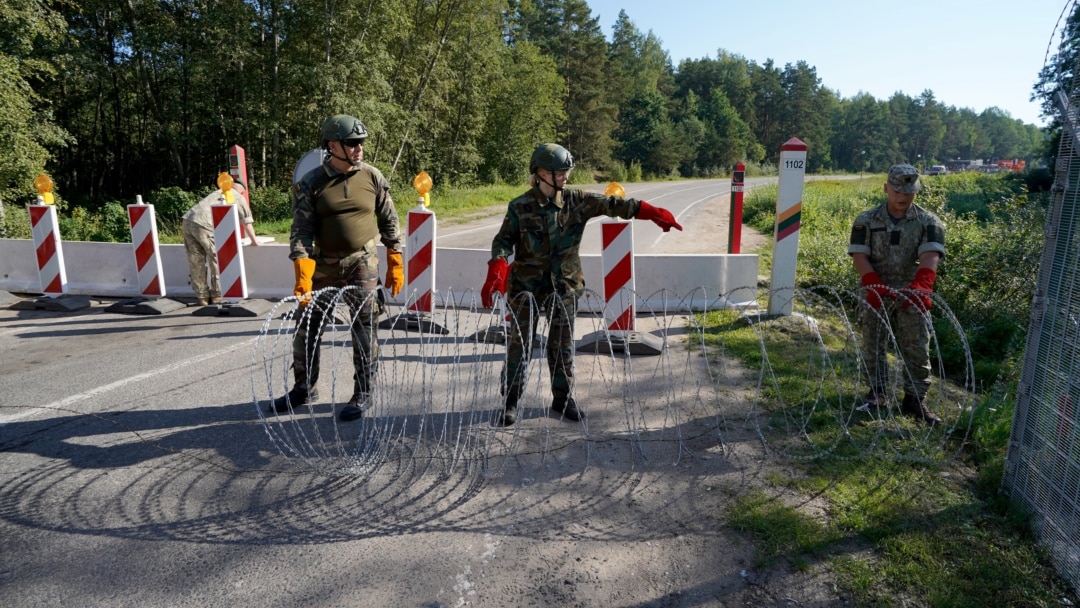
[181,221,219,299]
[859,300,932,398]
[291,244,382,395]
[503,291,577,401]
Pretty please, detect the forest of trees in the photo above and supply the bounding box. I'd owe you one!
[0,0,1049,206]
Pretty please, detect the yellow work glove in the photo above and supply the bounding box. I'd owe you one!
[293,258,316,305]
[385,250,404,297]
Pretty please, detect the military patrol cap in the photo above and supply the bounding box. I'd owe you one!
[321,114,368,145]
[887,164,921,194]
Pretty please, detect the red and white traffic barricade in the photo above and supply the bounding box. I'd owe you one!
[127,195,166,297]
[406,206,436,315]
[382,172,448,334]
[577,216,663,356]
[601,220,636,332]
[212,202,248,301]
[29,203,67,296]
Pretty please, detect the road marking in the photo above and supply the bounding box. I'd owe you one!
[439,221,504,239]
[0,338,257,424]
[650,193,727,249]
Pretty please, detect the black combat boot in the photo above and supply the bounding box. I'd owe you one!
[551,396,583,422]
[271,385,318,413]
[338,392,367,422]
[901,394,941,425]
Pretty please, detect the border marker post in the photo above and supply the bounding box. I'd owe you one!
[728,162,745,254]
[767,138,808,316]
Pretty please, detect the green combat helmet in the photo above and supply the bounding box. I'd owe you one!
[320,114,368,146]
[529,143,574,174]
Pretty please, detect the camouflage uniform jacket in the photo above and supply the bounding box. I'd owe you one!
[289,160,401,260]
[847,202,946,287]
[182,189,254,231]
[490,185,640,299]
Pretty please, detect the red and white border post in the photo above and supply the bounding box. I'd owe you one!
[767,138,808,316]
[728,162,745,254]
[127,195,166,297]
[228,145,249,206]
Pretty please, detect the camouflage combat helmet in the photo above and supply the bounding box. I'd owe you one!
[320,114,368,146]
[529,143,574,174]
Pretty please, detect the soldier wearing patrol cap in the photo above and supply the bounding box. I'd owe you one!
[848,163,945,424]
[271,114,404,422]
[480,143,684,426]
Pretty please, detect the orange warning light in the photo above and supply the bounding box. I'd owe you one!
[34,174,55,205]
[413,171,433,207]
[216,172,235,204]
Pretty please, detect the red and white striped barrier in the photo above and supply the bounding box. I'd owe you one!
[212,203,248,301]
[576,217,663,355]
[127,196,165,297]
[601,219,636,332]
[29,204,67,296]
[405,205,436,312]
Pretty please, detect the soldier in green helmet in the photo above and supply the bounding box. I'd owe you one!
[271,114,404,422]
[481,143,684,426]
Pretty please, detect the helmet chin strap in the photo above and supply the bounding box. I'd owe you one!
[327,144,363,169]
[538,172,562,194]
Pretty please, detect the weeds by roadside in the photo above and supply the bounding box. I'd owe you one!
[709,173,1074,606]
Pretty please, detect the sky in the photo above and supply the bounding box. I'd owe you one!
[585,0,1074,127]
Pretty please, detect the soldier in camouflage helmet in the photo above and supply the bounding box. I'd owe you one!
[270,114,404,422]
[848,164,944,424]
[480,143,684,426]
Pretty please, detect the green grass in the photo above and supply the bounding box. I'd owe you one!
[696,171,1073,606]
[707,309,1071,605]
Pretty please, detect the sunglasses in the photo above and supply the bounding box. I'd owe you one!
[342,138,366,148]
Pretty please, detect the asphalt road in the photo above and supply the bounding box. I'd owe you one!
[0,175,852,607]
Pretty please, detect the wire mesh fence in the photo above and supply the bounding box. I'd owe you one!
[1001,77,1080,592]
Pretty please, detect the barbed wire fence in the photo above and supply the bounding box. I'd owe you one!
[254,284,977,482]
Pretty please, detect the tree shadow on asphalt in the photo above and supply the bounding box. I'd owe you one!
[0,396,766,547]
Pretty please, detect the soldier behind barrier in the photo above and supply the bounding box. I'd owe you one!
[849,164,945,424]
[481,143,684,426]
[181,178,259,306]
[271,114,404,422]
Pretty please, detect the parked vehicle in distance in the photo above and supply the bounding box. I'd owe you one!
[926,165,948,176]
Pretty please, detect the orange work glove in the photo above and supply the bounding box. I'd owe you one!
[293,258,316,305]
[481,258,509,308]
[385,250,404,297]
[902,267,936,311]
[636,201,683,232]
[860,271,890,310]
